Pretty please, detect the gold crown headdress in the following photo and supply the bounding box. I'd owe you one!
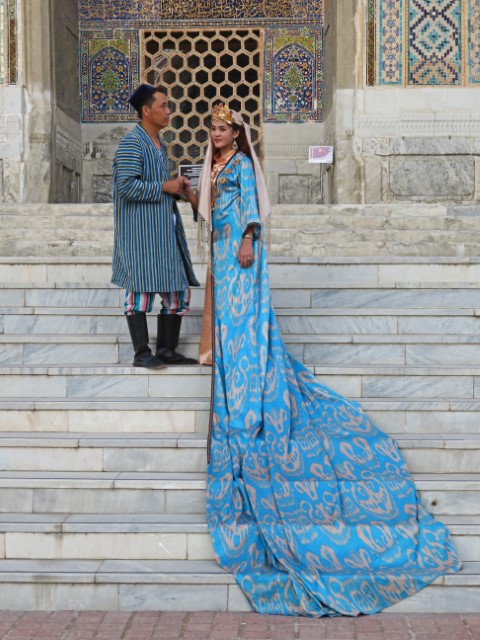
[211,102,234,125]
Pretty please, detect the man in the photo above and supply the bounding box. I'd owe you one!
[111,84,199,367]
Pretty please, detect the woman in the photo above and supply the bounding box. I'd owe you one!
[185,103,461,617]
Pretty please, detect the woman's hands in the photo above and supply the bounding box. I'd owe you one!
[165,176,199,211]
[162,177,187,196]
[238,236,254,268]
[183,181,199,209]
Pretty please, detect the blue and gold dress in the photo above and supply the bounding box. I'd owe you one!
[206,151,461,616]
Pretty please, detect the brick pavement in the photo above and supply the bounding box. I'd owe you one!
[0,612,479,640]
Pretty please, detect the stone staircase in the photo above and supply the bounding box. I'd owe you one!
[0,204,480,611]
[3,202,480,257]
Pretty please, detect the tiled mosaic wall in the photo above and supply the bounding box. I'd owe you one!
[264,27,324,122]
[81,30,139,121]
[369,0,478,86]
[79,0,324,123]
[470,0,480,82]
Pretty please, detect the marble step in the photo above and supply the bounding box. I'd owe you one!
[8,281,480,310]
[4,296,480,315]
[0,334,199,366]
[266,243,480,259]
[1,202,477,217]
[0,204,115,216]
[7,334,480,366]
[5,235,480,258]
[5,307,480,340]
[0,241,113,258]
[0,514,477,562]
[0,471,478,516]
[0,217,114,230]
[7,239,480,258]
[0,398,211,434]
[296,338,480,367]
[5,244,480,260]
[4,203,480,259]
[0,432,478,474]
[0,514,215,562]
[11,226,480,242]
[4,365,480,402]
[3,397,480,436]
[5,221,480,240]
[0,558,477,612]
[5,256,480,285]
[2,204,480,231]
[1,203,479,228]
[5,228,480,258]
[0,201,480,228]
[7,280,480,302]
[1,229,114,241]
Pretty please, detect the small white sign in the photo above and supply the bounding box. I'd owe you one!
[308,146,334,164]
[179,164,203,189]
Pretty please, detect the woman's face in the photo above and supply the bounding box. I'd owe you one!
[210,119,239,154]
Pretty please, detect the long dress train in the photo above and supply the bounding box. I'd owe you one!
[205,152,461,617]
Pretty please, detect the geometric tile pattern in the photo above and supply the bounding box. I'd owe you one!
[469,0,480,82]
[81,31,139,122]
[140,29,262,162]
[375,0,404,85]
[264,27,324,122]
[408,0,462,85]
[372,0,475,86]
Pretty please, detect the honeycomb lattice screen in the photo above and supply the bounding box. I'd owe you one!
[142,29,263,169]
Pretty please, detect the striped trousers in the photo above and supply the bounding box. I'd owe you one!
[124,289,191,316]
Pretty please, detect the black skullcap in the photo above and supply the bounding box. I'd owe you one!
[129,84,157,112]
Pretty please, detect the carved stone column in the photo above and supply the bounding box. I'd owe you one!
[9,0,81,203]
[23,0,54,202]
[331,0,364,204]
[0,0,25,202]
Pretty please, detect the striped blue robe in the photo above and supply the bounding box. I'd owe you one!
[111,124,199,292]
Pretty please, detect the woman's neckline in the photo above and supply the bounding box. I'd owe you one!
[211,150,238,185]
[213,149,238,166]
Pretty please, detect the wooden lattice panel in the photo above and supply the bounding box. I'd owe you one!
[142,29,263,167]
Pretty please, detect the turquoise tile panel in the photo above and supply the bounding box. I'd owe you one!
[408,0,462,85]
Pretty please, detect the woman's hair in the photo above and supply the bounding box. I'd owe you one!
[231,123,253,161]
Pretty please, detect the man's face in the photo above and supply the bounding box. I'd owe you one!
[143,92,171,129]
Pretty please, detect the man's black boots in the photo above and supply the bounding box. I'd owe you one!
[126,312,165,368]
[156,314,198,365]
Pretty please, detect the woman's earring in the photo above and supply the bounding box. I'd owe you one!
[232,139,238,150]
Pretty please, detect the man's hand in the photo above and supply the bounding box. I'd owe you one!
[162,177,187,196]
[182,179,199,209]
